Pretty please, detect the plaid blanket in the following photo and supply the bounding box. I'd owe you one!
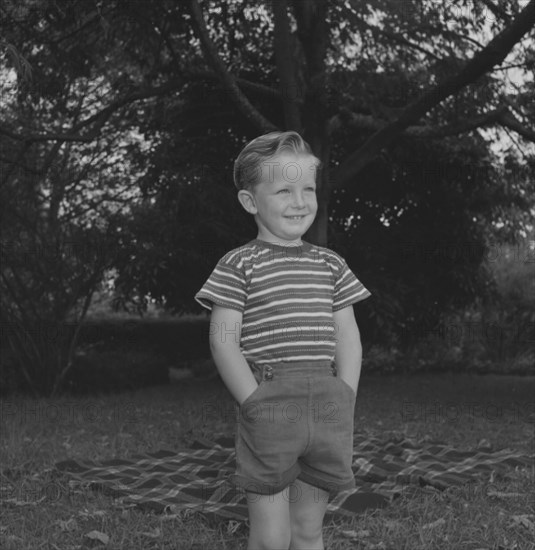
[54,433,533,522]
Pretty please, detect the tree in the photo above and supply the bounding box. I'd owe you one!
[0,3,150,395]
[1,1,534,393]
[123,0,534,331]
[189,0,535,244]
[3,0,533,249]
[0,139,120,396]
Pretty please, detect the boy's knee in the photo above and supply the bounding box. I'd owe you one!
[290,516,323,545]
[248,530,291,550]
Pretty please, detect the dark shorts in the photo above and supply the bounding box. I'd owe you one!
[230,360,356,497]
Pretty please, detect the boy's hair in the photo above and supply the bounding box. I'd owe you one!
[233,131,322,192]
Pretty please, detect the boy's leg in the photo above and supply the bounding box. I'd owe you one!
[289,479,329,550]
[246,489,291,550]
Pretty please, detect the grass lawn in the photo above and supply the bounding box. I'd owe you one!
[1,370,534,549]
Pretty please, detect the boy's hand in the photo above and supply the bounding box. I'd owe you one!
[333,305,362,395]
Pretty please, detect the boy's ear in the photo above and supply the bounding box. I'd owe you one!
[237,189,258,214]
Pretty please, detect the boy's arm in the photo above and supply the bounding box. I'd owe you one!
[333,305,362,395]
[209,304,258,405]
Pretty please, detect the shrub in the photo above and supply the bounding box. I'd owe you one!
[65,343,170,396]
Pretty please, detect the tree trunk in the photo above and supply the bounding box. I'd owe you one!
[305,157,331,247]
[293,0,330,246]
[272,0,302,132]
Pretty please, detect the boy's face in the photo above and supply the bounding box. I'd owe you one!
[238,153,318,245]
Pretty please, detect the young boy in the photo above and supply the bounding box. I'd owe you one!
[195,131,371,550]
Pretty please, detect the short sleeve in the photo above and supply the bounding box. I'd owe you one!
[333,258,371,311]
[194,253,247,312]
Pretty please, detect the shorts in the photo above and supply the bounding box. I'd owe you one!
[230,359,357,497]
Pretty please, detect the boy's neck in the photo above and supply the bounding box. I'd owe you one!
[252,238,311,250]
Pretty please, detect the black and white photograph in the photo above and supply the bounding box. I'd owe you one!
[1,1,534,549]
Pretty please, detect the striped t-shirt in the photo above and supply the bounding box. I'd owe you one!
[194,238,371,364]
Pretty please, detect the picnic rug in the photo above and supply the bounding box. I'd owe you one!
[54,433,534,522]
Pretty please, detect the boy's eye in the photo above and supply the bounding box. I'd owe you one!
[277,187,315,194]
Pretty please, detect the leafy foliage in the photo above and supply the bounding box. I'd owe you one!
[1,0,534,394]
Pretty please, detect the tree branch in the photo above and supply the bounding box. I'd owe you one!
[153,14,283,104]
[480,0,512,22]
[329,105,532,140]
[341,4,443,63]
[0,78,189,144]
[408,108,505,138]
[498,110,535,142]
[333,0,535,189]
[186,68,282,100]
[189,0,277,133]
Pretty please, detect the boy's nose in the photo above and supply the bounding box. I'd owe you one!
[291,192,306,207]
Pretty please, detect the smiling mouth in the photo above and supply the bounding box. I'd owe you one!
[284,215,307,220]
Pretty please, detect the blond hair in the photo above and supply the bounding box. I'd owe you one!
[233,131,321,191]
